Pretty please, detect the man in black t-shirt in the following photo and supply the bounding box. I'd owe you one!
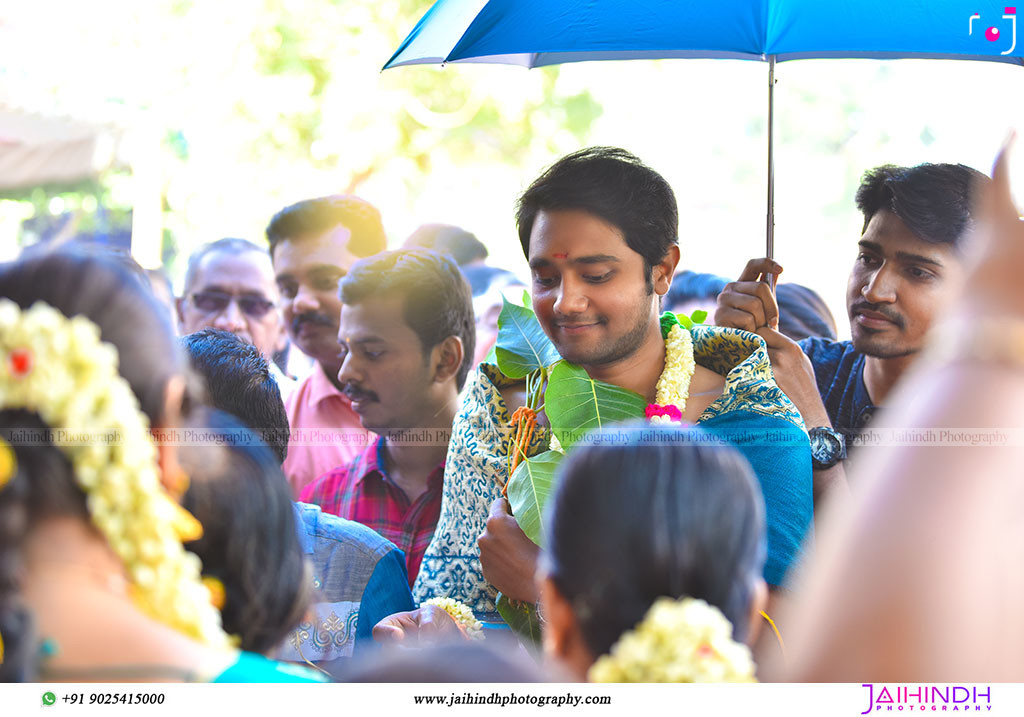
[715,163,989,504]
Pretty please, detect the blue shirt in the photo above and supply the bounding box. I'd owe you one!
[273,503,415,665]
[798,337,878,444]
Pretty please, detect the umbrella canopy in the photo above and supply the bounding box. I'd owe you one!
[384,0,1024,262]
[385,0,1024,68]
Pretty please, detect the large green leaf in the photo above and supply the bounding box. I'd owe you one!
[494,297,560,379]
[496,594,542,647]
[506,449,563,547]
[544,362,647,449]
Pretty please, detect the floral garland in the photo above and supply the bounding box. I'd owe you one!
[646,315,696,425]
[0,436,13,491]
[0,437,11,665]
[0,300,229,647]
[423,597,484,640]
[588,597,757,683]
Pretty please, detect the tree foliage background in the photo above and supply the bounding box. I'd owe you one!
[2,0,1024,328]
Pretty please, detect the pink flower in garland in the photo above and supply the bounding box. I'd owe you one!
[645,403,682,422]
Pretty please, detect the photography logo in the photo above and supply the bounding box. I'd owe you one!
[969,7,1017,54]
[860,684,993,713]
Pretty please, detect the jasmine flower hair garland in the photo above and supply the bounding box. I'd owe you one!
[588,597,757,683]
[0,300,229,647]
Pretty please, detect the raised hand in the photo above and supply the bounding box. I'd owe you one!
[714,258,784,332]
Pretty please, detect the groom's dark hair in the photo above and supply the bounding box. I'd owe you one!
[515,147,679,292]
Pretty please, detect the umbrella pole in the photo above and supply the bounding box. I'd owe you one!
[766,55,776,290]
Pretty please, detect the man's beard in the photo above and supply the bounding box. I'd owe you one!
[848,300,916,359]
[851,333,920,360]
[556,304,653,368]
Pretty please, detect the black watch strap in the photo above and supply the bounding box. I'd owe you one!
[809,426,847,470]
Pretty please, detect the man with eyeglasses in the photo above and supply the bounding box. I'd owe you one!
[177,238,296,398]
[267,195,388,498]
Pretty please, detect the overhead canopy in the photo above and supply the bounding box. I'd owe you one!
[0,106,120,192]
[384,0,1024,68]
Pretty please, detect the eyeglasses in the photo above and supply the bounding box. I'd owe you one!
[191,290,276,319]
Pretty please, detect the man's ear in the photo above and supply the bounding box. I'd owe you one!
[540,575,575,663]
[539,575,593,682]
[653,245,681,297]
[156,374,188,498]
[174,296,187,330]
[274,312,289,353]
[431,335,464,386]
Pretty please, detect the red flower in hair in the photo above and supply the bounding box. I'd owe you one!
[8,348,32,377]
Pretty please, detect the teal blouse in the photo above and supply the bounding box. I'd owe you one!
[211,651,327,682]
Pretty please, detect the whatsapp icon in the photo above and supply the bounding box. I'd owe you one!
[42,692,56,706]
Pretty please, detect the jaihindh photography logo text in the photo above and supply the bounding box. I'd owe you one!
[860,685,992,713]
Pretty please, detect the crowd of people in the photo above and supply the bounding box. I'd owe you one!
[0,135,1019,683]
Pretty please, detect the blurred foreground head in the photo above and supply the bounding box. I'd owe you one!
[0,248,184,425]
[179,408,309,654]
[0,249,200,680]
[181,328,290,464]
[539,425,767,680]
[341,641,549,682]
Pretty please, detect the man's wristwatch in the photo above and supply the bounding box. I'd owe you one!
[808,426,846,470]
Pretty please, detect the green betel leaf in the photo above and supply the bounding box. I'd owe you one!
[544,362,647,449]
[496,594,542,646]
[521,289,531,308]
[495,297,560,379]
[506,450,563,547]
[689,309,708,325]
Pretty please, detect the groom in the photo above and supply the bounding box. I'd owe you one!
[412,147,812,623]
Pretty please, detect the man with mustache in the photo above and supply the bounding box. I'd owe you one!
[267,195,388,497]
[715,163,988,502]
[300,249,475,585]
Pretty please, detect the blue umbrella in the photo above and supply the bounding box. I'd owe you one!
[384,0,1024,260]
